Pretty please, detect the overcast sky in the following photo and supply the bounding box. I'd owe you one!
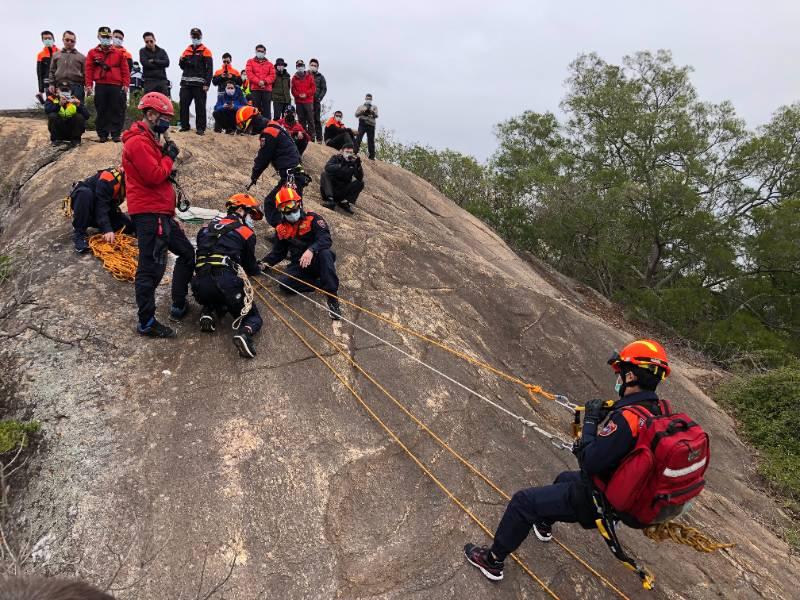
[6,1,800,160]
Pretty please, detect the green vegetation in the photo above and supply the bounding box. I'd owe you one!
[82,92,180,131]
[0,420,40,454]
[0,255,12,284]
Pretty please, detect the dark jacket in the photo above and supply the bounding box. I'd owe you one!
[265,211,332,265]
[195,214,260,276]
[214,87,247,112]
[324,154,364,184]
[139,45,170,82]
[179,44,213,87]
[37,45,59,93]
[576,390,664,481]
[212,65,242,92]
[312,71,327,102]
[71,169,125,233]
[323,117,352,142]
[250,119,301,183]
[271,70,291,103]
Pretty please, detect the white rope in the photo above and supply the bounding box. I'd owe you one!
[257,271,573,450]
[232,264,255,330]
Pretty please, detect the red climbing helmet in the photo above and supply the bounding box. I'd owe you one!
[137,92,174,116]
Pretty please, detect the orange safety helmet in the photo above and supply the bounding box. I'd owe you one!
[274,186,302,212]
[226,193,264,220]
[235,105,260,131]
[137,91,174,116]
[608,339,671,379]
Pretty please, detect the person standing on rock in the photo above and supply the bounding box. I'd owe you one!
[85,26,130,143]
[48,31,85,102]
[309,58,326,143]
[320,142,364,214]
[178,27,213,135]
[260,187,342,320]
[122,92,196,338]
[464,340,674,582]
[271,58,291,121]
[69,165,133,253]
[291,60,316,141]
[191,194,264,358]
[246,44,276,119]
[354,93,378,160]
[139,32,171,96]
[36,31,58,105]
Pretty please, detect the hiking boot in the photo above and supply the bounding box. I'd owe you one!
[73,229,89,254]
[111,135,121,143]
[322,197,337,211]
[533,521,553,542]
[213,126,223,133]
[178,127,190,132]
[338,200,354,214]
[225,129,235,135]
[168,303,190,322]
[199,314,216,333]
[327,297,342,320]
[98,136,108,143]
[464,544,504,582]
[233,330,256,358]
[137,318,176,338]
[196,130,205,136]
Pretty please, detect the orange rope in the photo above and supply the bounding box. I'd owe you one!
[88,232,138,281]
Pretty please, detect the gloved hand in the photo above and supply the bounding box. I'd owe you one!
[246,179,256,191]
[163,140,179,160]
[583,399,607,424]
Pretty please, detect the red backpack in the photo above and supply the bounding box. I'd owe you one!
[592,399,710,528]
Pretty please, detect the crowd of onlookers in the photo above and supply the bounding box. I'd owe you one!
[36,26,379,158]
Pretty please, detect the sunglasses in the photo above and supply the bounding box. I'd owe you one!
[223,60,231,64]
[279,201,300,213]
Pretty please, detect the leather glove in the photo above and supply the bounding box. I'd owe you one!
[583,399,606,425]
[163,141,179,160]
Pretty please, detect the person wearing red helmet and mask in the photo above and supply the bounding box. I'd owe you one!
[121,91,195,338]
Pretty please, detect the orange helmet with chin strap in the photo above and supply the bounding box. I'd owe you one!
[226,193,263,220]
[608,339,671,380]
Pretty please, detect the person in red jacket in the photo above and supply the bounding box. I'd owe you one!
[277,105,309,156]
[245,44,276,120]
[85,26,130,142]
[121,92,196,338]
[291,60,316,141]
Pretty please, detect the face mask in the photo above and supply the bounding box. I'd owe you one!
[310,66,318,73]
[226,88,235,96]
[256,51,266,59]
[284,209,301,223]
[285,114,296,124]
[297,67,306,74]
[99,38,112,47]
[43,39,54,47]
[343,152,355,161]
[276,66,284,72]
[154,117,171,134]
[335,116,342,123]
[244,214,255,228]
[112,38,123,47]
[191,38,202,46]
[614,375,623,396]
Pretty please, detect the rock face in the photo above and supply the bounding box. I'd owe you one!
[0,116,798,599]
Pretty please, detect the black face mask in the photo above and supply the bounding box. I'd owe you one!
[285,115,296,125]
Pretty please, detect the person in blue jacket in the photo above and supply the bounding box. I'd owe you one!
[212,80,246,134]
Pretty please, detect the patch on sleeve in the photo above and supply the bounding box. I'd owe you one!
[316,219,327,229]
[599,421,618,437]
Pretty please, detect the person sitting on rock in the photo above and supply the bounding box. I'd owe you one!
[277,105,309,156]
[213,80,246,133]
[320,142,364,214]
[192,193,263,358]
[464,339,673,583]
[45,82,89,147]
[236,105,309,227]
[69,165,133,254]
[323,110,355,150]
[260,187,342,320]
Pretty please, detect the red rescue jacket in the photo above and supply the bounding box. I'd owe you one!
[121,121,176,215]
[85,46,130,87]
[277,118,308,139]
[245,57,276,91]
[291,73,316,104]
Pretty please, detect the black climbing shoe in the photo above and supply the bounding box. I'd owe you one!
[322,196,336,210]
[137,319,176,338]
[327,297,342,321]
[213,126,223,133]
[338,200,354,214]
[464,544,504,582]
[199,314,216,333]
[168,303,190,322]
[233,331,256,358]
[533,521,553,542]
[73,229,89,254]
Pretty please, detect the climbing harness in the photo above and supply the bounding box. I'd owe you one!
[87,231,138,281]
[169,173,192,212]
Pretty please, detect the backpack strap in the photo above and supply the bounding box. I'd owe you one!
[658,398,672,416]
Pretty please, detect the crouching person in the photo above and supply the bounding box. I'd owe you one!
[69,166,133,253]
[261,187,342,320]
[320,142,364,214]
[45,82,89,146]
[192,193,263,358]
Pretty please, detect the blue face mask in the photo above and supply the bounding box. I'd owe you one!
[256,51,266,59]
[154,117,171,134]
[99,38,112,47]
[43,39,54,48]
[284,209,301,223]
[614,375,624,396]
[191,38,202,47]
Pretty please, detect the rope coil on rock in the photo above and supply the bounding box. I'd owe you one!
[643,522,734,553]
[88,232,138,281]
[231,263,254,330]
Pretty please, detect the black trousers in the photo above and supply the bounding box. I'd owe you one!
[490,471,597,561]
[296,103,315,141]
[251,90,272,120]
[143,79,171,96]
[212,109,237,132]
[179,85,208,131]
[263,169,309,227]
[355,122,376,159]
[131,214,196,327]
[191,267,262,333]
[313,100,323,141]
[273,100,289,121]
[325,132,354,150]
[294,136,309,156]
[71,186,134,234]
[320,172,364,204]
[278,249,339,295]
[94,83,125,139]
[47,113,86,142]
